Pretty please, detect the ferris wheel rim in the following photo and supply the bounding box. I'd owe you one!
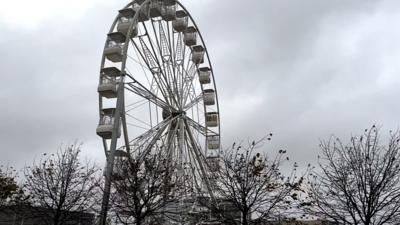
[97,1,223,223]
[98,0,221,156]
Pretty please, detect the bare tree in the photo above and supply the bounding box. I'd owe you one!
[213,135,305,225]
[111,150,177,225]
[307,126,400,225]
[23,144,101,225]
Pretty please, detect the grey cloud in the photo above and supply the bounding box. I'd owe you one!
[0,2,122,168]
[1,0,400,171]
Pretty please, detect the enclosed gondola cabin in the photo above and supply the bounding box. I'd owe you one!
[161,0,176,21]
[199,67,211,84]
[104,32,126,63]
[207,155,220,172]
[253,152,263,168]
[98,67,121,98]
[172,10,188,32]
[184,26,197,46]
[149,0,162,17]
[192,45,205,64]
[203,89,215,105]
[207,135,220,149]
[117,8,138,36]
[133,2,150,22]
[96,108,121,139]
[205,112,219,127]
[112,150,129,180]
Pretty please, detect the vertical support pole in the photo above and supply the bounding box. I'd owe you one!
[99,81,124,225]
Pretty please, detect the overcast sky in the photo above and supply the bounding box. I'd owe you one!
[1,0,400,172]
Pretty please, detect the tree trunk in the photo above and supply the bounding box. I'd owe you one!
[242,211,248,225]
[54,209,61,225]
[136,217,142,225]
[365,217,371,225]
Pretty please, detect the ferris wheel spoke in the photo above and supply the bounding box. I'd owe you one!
[138,36,159,71]
[125,102,148,113]
[174,119,185,188]
[175,36,187,92]
[149,21,177,93]
[159,21,172,60]
[125,66,152,95]
[154,21,178,97]
[125,85,169,111]
[142,24,180,108]
[149,20,174,92]
[165,63,181,107]
[125,79,172,111]
[183,138,203,193]
[175,32,184,63]
[126,122,149,131]
[164,119,180,162]
[128,117,173,156]
[182,94,202,111]
[173,119,201,194]
[136,118,175,162]
[178,68,187,108]
[137,127,168,162]
[131,37,172,106]
[165,23,180,104]
[179,48,192,104]
[183,119,217,203]
[181,63,197,104]
[129,40,157,89]
[148,20,168,62]
[184,47,193,74]
[186,117,218,137]
[183,89,200,115]
[125,112,151,128]
[126,54,152,73]
[167,21,174,59]
[127,48,163,102]
[169,23,177,72]
[128,117,171,144]
[125,98,148,110]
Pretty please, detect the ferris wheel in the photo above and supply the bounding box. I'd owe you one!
[96,0,221,223]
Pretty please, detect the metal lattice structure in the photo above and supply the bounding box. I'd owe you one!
[96,0,221,224]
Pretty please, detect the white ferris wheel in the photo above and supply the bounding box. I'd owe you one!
[95,0,221,223]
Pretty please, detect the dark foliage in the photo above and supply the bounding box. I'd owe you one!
[0,166,25,206]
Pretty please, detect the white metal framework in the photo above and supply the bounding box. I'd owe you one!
[96,0,221,224]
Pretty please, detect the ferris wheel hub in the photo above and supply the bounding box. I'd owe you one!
[172,110,186,117]
[163,109,187,120]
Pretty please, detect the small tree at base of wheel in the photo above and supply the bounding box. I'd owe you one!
[209,135,306,225]
[111,150,178,225]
